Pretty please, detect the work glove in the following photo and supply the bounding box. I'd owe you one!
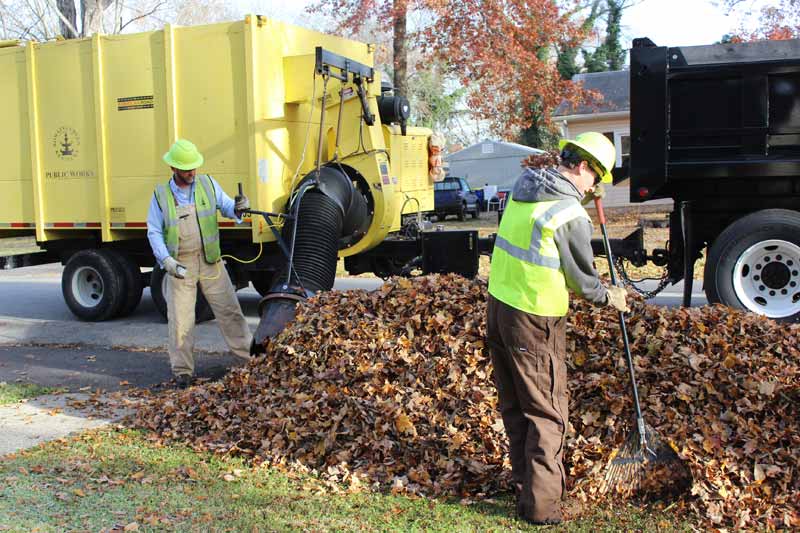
[234,193,250,217]
[606,285,630,313]
[163,256,186,279]
[581,183,605,205]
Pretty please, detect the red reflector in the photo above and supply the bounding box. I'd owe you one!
[637,187,649,198]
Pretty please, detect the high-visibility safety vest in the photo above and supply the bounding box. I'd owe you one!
[154,174,221,264]
[489,196,591,317]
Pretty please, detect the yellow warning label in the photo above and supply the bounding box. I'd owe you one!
[110,207,126,222]
[117,95,154,111]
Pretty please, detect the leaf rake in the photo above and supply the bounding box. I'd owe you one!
[594,197,684,497]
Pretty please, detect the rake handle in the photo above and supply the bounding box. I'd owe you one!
[594,197,648,443]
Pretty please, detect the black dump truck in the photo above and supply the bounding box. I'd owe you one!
[603,37,800,322]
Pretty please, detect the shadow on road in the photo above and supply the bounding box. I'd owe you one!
[0,344,242,392]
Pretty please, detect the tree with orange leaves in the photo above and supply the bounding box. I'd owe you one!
[720,0,799,41]
[307,0,588,137]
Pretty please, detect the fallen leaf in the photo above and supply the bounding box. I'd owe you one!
[128,274,799,531]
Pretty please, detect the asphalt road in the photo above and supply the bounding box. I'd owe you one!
[0,265,384,391]
[0,263,708,389]
[0,344,240,391]
[0,264,383,352]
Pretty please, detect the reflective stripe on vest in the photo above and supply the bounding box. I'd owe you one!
[488,196,590,317]
[154,174,221,264]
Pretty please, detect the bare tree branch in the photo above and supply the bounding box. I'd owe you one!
[118,0,165,32]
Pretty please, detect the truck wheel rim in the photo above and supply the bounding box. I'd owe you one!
[72,266,104,308]
[733,239,800,318]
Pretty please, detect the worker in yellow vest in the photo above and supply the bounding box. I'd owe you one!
[487,132,629,525]
[146,139,253,389]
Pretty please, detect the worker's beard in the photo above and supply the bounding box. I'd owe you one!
[174,173,195,187]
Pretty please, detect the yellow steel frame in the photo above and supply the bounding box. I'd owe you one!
[1,17,435,259]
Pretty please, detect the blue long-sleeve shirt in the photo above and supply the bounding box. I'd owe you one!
[146,175,241,266]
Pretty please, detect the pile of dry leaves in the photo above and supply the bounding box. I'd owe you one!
[133,274,799,530]
[567,298,799,530]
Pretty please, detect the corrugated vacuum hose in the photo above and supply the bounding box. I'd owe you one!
[250,164,368,355]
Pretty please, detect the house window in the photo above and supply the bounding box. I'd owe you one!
[620,134,631,168]
[613,131,630,168]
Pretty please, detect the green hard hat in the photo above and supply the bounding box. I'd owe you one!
[558,132,616,184]
[163,139,204,170]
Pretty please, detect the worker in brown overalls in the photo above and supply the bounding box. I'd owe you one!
[146,139,252,389]
[487,133,629,524]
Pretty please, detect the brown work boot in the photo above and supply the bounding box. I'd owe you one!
[175,374,193,389]
[517,498,563,526]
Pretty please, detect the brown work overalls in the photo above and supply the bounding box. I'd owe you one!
[486,293,568,523]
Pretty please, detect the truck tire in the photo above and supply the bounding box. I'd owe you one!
[150,266,214,324]
[457,203,466,221]
[106,250,144,318]
[705,209,800,322]
[62,249,125,321]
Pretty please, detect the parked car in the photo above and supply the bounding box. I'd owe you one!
[433,177,480,221]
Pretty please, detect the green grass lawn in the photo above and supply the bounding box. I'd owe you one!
[0,429,690,532]
[0,382,52,405]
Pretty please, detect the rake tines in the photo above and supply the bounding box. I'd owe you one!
[601,420,684,497]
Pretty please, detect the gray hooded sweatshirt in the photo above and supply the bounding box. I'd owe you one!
[509,167,608,305]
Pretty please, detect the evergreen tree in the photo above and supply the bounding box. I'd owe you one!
[517,101,560,150]
[556,0,603,80]
[582,46,608,73]
[581,0,628,73]
[556,46,581,81]
[603,0,625,70]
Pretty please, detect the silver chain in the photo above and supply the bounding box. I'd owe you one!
[614,257,671,299]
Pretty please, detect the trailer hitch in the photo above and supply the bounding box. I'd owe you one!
[649,248,668,267]
[591,226,647,266]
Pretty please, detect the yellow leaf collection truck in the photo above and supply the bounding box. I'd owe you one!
[0,16,491,351]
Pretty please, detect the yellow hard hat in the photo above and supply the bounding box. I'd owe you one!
[163,139,204,170]
[558,132,616,183]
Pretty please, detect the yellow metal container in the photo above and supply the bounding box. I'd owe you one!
[0,16,434,254]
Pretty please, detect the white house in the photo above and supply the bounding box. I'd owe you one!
[444,139,542,191]
[554,70,670,208]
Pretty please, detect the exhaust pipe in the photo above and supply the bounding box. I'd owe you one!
[251,165,369,354]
